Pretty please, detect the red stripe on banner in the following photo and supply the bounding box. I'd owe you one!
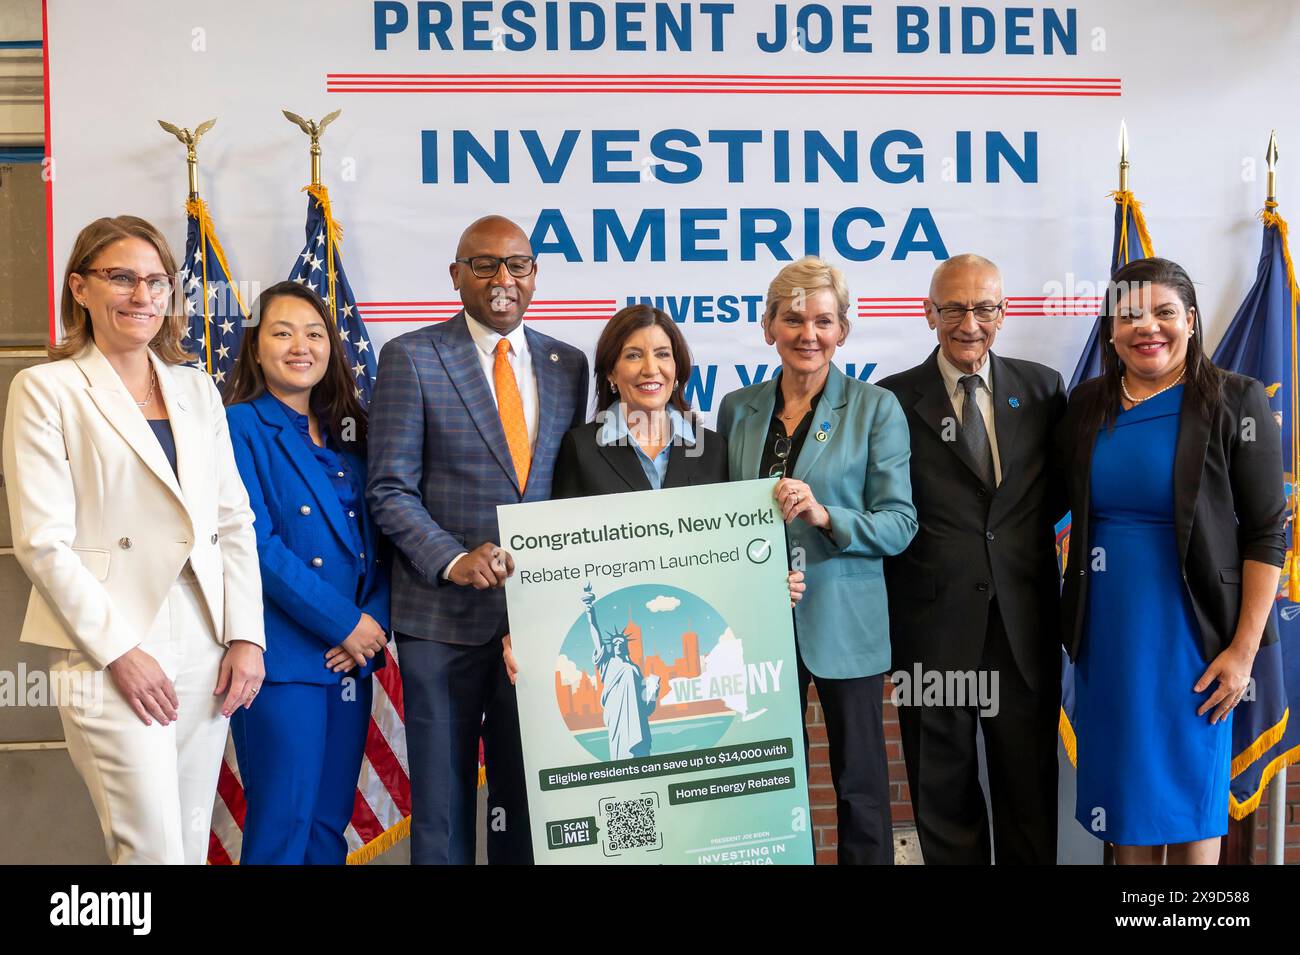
[364,315,609,323]
[41,0,55,344]
[216,758,247,829]
[357,300,616,306]
[329,79,1119,91]
[350,787,384,845]
[329,86,1121,97]
[364,717,413,816]
[374,646,404,721]
[329,72,1121,82]
[206,829,233,867]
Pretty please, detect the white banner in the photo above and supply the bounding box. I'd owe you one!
[44,0,1298,422]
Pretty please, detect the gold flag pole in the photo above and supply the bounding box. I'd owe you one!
[282,108,341,187]
[282,109,344,321]
[1267,129,1278,205]
[1118,117,1130,192]
[157,117,216,200]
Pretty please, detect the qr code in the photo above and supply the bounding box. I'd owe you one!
[603,795,659,852]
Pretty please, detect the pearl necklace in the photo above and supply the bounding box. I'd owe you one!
[1120,368,1184,405]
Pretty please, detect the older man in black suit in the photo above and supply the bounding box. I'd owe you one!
[879,253,1067,864]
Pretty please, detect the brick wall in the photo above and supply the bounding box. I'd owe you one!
[805,683,912,865]
[1248,770,1300,864]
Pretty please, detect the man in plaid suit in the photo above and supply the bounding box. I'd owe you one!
[367,215,589,864]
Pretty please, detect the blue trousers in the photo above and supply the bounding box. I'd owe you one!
[232,677,373,865]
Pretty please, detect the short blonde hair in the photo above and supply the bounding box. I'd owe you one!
[762,255,852,335]
[51,215,194,364]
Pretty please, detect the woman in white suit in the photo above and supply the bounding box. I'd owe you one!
[2,215,266,864]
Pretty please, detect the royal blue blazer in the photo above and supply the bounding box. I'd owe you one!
[226,392,390,684]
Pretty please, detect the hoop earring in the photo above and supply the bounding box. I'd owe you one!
[609,381,617,394]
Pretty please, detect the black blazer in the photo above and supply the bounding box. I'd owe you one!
[553,418,728,498]
[1057,372,1286,664]
[878,349,1068,688]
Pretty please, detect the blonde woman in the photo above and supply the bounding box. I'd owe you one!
[2,216,265,864]
[716,256,917,864]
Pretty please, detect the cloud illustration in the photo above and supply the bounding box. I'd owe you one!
[555,654,583,687]
[645,595,681,613]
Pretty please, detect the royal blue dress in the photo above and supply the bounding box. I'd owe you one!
[1074,385,1232,845]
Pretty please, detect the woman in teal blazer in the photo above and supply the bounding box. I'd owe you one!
[717,256,917,865]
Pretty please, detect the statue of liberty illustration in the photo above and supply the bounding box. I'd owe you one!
[583,582,659,759]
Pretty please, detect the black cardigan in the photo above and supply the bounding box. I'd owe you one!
[1056,372,1286,663]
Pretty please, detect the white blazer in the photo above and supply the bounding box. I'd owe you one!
[2,342,265,669]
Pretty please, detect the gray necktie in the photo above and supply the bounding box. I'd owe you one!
[959,374,995,488]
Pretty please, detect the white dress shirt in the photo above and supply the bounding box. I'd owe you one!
[445,312,542,579]
[464,310,540,450]
[936,349,1002,486]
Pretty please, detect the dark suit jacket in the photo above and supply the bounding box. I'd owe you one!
[227,393,390,683]
[1057,371,1286,664]
[879,348,1068,688]
[552,418,728,497]
[366,311,589,645]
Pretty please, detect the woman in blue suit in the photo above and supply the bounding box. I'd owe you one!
[717,256,918,865]
[223,281,390,865]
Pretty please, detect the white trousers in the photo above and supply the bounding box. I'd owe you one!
[53,570,228,865]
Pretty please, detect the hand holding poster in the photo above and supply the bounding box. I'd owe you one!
[499,478,813,864]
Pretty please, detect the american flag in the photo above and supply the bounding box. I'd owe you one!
[181,198,246,389]
[206,184,413,864]
[286,184,377,402]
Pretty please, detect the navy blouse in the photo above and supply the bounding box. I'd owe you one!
[148,419,178,476]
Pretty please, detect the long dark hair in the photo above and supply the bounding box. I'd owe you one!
[1078,256,1222,438]
[224,281,368,450]
[593,304,693,416]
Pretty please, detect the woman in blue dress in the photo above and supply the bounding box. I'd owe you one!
[223,281,391,864]
[1057,257,1285,864]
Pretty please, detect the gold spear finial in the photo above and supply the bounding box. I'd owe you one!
[1266,129,1278,204]
[158,117,217,200]
[282,109,342,187]
[1118,118,1130,193]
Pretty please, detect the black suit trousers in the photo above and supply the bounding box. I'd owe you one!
[896,599,1058,864]
[396,633,533,865]
[798,654,893,865]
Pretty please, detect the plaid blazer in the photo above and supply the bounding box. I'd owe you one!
[366,312,589,644]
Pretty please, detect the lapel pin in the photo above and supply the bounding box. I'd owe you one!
[815,430,828,442]
[549,352,559,362]
[1008,397,1020,409]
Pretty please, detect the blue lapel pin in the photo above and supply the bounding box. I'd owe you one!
[1008,397,1020,409]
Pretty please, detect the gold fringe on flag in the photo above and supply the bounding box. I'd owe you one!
[303,183,344,327]
[1262,202,1300,601]
[1108,190,1155,263]
[346,815,411,865]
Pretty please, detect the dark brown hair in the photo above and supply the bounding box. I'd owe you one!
[593,304,693,416]
[1078,256,1222,438]
[53,215,193,363]
[223,281,368,450]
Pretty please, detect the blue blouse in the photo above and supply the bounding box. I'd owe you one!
[271,397,366,572]
[148,419,178,476]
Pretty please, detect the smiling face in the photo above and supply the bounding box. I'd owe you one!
[765,287,845,378]
[256,294,331,402]
[925,262,1004,375]
[1111,281,1194,384]
[610,324,676,419]
[67,237,169,354]
[449,217,536,335]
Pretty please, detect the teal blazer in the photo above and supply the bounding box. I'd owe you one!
[717,364,917,679]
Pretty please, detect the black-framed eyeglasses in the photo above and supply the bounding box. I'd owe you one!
[935,301,1005,324]
[455,255,537,279]
[768,433,792,478]
[80,267,176,298]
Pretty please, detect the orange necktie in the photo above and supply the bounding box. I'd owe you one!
[494,338,531,489]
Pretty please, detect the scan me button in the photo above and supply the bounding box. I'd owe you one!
[546,816,599,850]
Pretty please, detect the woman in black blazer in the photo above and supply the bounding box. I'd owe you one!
[1058,257,1285,865]
[504,304,802,677]
[553,304,727,497]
